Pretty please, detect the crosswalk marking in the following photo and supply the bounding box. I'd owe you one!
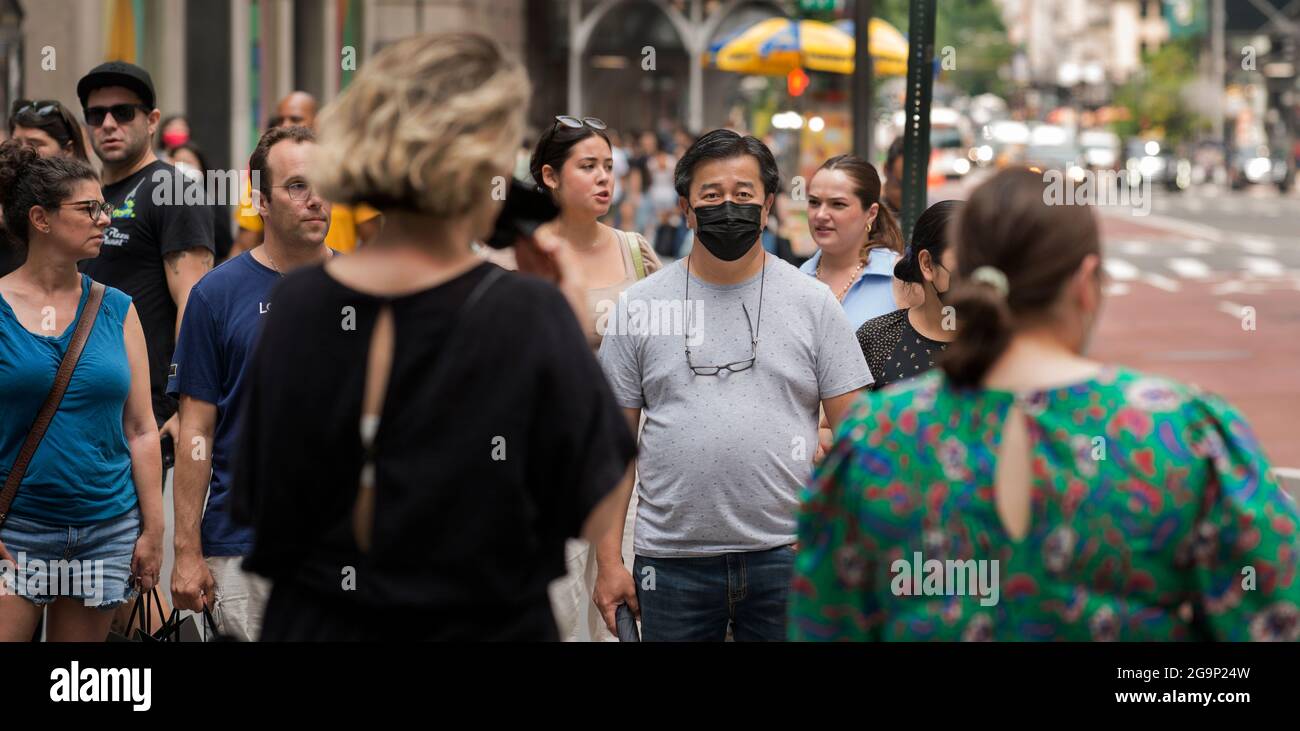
[1104,258,1139,281]
[1167,257,1211,279]
[1240,237,1277,255]
[1217,300,1249,318]
[1184,239,1215,254]
[1241,256,1285,277]
[1142,273,1180,292]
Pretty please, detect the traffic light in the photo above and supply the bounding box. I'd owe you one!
[787,68,810,97]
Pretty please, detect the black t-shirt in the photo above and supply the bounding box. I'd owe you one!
[211,206,234,263]
[231,262,636,638]
[80,160,215,424]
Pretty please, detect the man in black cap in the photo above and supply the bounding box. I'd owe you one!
[76,61,214,453]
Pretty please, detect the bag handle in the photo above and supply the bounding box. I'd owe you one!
[622,230,647,281]
[0,281,105,529]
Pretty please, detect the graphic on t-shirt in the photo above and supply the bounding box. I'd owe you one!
[103,179,146,248]
[110,179,145,221]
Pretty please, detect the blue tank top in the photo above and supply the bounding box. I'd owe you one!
[0,274,138,525]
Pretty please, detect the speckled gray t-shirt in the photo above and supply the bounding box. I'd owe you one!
[597,254,872,557]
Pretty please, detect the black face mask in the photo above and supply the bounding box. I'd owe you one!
[932,262,951,304]
[692,201,763,262]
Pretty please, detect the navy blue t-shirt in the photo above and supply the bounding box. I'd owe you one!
[166,252,278,556]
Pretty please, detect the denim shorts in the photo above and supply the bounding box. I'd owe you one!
[0,506,140,608]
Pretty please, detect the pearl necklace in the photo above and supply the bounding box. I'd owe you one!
[816,256,865,302]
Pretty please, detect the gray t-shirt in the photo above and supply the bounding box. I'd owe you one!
[597,254,872,557]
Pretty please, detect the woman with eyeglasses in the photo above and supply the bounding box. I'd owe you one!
[2,101,91,278]
[528,114,663,641]
[0,141,165,641]
[855,200,962,391]
[791,168,1300,641]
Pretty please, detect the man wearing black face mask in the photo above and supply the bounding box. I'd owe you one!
[593,129,872,641]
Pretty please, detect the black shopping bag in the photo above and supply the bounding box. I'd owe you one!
[158,606,237,642]
[106,588,168,642]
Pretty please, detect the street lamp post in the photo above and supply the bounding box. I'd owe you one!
[852,0,875,161]
[900,0,937,242]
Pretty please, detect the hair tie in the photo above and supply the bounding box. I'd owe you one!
[970,265,1009,298]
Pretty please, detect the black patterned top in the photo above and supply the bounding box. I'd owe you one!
[856,308,949,390]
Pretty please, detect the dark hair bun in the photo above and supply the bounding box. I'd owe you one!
[0,140,40,199]
[893,248,921,283]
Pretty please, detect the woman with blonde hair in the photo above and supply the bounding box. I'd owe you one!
[231,33,636,641]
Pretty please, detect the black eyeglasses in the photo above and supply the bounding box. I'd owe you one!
[84,103,152,127]
[555,115,607,131]
[273,182,313,201]
[56,200,115,222]
[683,254,766,376]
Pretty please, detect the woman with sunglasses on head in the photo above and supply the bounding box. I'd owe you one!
[856,200,962,391]
[0,141,164,641]
[531,115,663,349]
[791,168,1300,641]
[2,101,91,278]
[529,114,662,641]
[8,100,90,163]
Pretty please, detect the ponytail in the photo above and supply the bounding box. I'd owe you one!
[938,278,1013,388]
[864,200,903,257]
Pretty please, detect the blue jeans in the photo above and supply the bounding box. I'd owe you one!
[633,545,795,642]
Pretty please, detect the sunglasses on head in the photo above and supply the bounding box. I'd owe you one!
[12,100,61,119]
[84,103,152,127]
[555,115,607,131]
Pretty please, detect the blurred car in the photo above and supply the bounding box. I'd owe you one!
[1025,124,1086,182]
[1125,139,1189,192]
[1079,129,1122,172]
[1228,144,1293,192]
[1190,140,1227,186]
[891,107,975,179]
[974,119,1029,168]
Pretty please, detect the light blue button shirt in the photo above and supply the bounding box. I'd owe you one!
[799,248,900,331]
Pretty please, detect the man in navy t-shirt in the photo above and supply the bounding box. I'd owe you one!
[167,126,334,640]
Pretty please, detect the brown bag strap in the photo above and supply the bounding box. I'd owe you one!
[0,280,106,527]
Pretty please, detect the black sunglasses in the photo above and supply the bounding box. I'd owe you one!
[555,115,607,131]
[85,103,152,128]
[12,100,60,119]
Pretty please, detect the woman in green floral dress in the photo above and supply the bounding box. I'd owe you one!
[791,169,1300,641]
